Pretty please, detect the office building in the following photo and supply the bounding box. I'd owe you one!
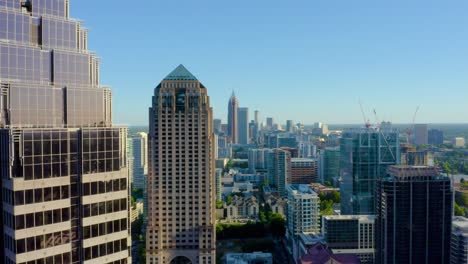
[227,92,238,143]
[0,1,131,263]
[237,107,249,144]
[298,142,317,159]
[213,119,222,134]
[340,128,400,215]
[278,135,297,148]
[266,117,274,129]
[287,184,320,237]
[147,65,216,264]
[127,137,135,185]
[320,147,340,186]
[286,120,294,132]
[215,169,223,201]
[414,124,428,145]
[375,166,452,264]
[323,215,375,263]
[428,129,444,145]
[453,137,466,148]
[132,132,148,190]
[451,216,468,264]
[291,158,318,184]
[268,149,291,196]
[254,110,260,125]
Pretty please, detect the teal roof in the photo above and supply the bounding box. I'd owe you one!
[164,64,198,81]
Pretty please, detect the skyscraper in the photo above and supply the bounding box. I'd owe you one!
[237,107,249,144]
[254,110,260,125]
[227,92,238,143]
[428,128,444,145]
[340,128,400,215]
[0,1,131,263]
[132,132,148,190]
[375,166,452,264]
[268,149,291,197]
[414,124,428,145]
[286,120,294,132]
[147,65,216,264]
[266,117,274,129]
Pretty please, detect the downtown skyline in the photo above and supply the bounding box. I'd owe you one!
[71,0,468,126]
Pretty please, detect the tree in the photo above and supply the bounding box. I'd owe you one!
[270,213,286,239]
[454,202,466,216]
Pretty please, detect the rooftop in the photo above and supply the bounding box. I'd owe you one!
[323,215,375,221]
[288,184,317,195]
[452,216,468,237]
[163,64,198,81]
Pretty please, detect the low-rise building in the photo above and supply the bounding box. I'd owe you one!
[453,137,466,148]
[131,200,144,223]
[322,215,375,263]
[225,196,259,221]
[223,252,273,264]
[265,195,288,217]
[298,243,361,264]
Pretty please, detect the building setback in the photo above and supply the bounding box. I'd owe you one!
[147,65,216,264]
[0,1,131,263]
[375,166,452,264]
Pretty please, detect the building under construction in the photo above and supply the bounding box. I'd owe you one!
[340,127,400,215]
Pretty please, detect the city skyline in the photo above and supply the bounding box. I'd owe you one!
[72,0,468,126]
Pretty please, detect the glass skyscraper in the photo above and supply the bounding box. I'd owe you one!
[0,1,131,263]
[340,128,400,215]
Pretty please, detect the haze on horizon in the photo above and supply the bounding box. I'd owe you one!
[73,0,468,126]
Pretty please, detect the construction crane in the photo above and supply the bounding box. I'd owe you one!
[406,106,420,145]
[359,100,371,128]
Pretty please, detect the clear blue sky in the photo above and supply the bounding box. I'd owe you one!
[72,0,468,126]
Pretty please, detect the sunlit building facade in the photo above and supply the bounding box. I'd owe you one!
[0,1,131,263]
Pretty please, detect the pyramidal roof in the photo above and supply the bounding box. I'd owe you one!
[163,64,198,81]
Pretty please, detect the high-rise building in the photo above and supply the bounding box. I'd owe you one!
[237,107,249,144]
[213,119,222,134]
[291,158,318,184]
[428,128,444,145]
[451,216,468,264]
[375,166,452,264]
[132,132,148,190]
[414,124,428,145]
[286,120,294,133]
[266,117,274,129]
[0,1,131,263]
[287,184,320,236]
[127,137,135,185]
[267,149,291,197]
[340,128,400,215]
[248,148,272,174]
[320,147,340,186]
[254,110,260,125]
[227,92,238,143]
[322,215,375,263]
[147,65,215,264]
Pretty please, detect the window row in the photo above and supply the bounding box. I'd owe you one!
[23,161,78,180]
[83,238,127,260]
[83,198,127,218]
[15,207,71,230]
[15,229,72,254]
[14,185,71,205]
[83,178,127,196]
[83,218,128,239]
[16,251,72,264]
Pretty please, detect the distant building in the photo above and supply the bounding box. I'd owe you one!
[254,110,260,124]
[375,166,452,264]
[225,196,259,221]
[223,252,273,264]
[131,200,144,223]
[228,92,239,143]
[298,243,361,264]
[278,135,298,148]
[213,118,222,133]
[451,216,468,264]
[323,215,375,263]
[266,117,274,129]
[237,107,250,144]
[215,169,223,201]
[453,137,466,148]
[320,147,340,186]
[268,149,292,196]
[287,120,295,132]
[248,148,272,173]
[291,158,319,184]
[308,183,339,196]
[287,184,320,236]
[340,128,400,215]
[298,142,317,158]
[132,132,148,189]
[414,124,428,145]
[428,129,444,145]
[265,195,288,217]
